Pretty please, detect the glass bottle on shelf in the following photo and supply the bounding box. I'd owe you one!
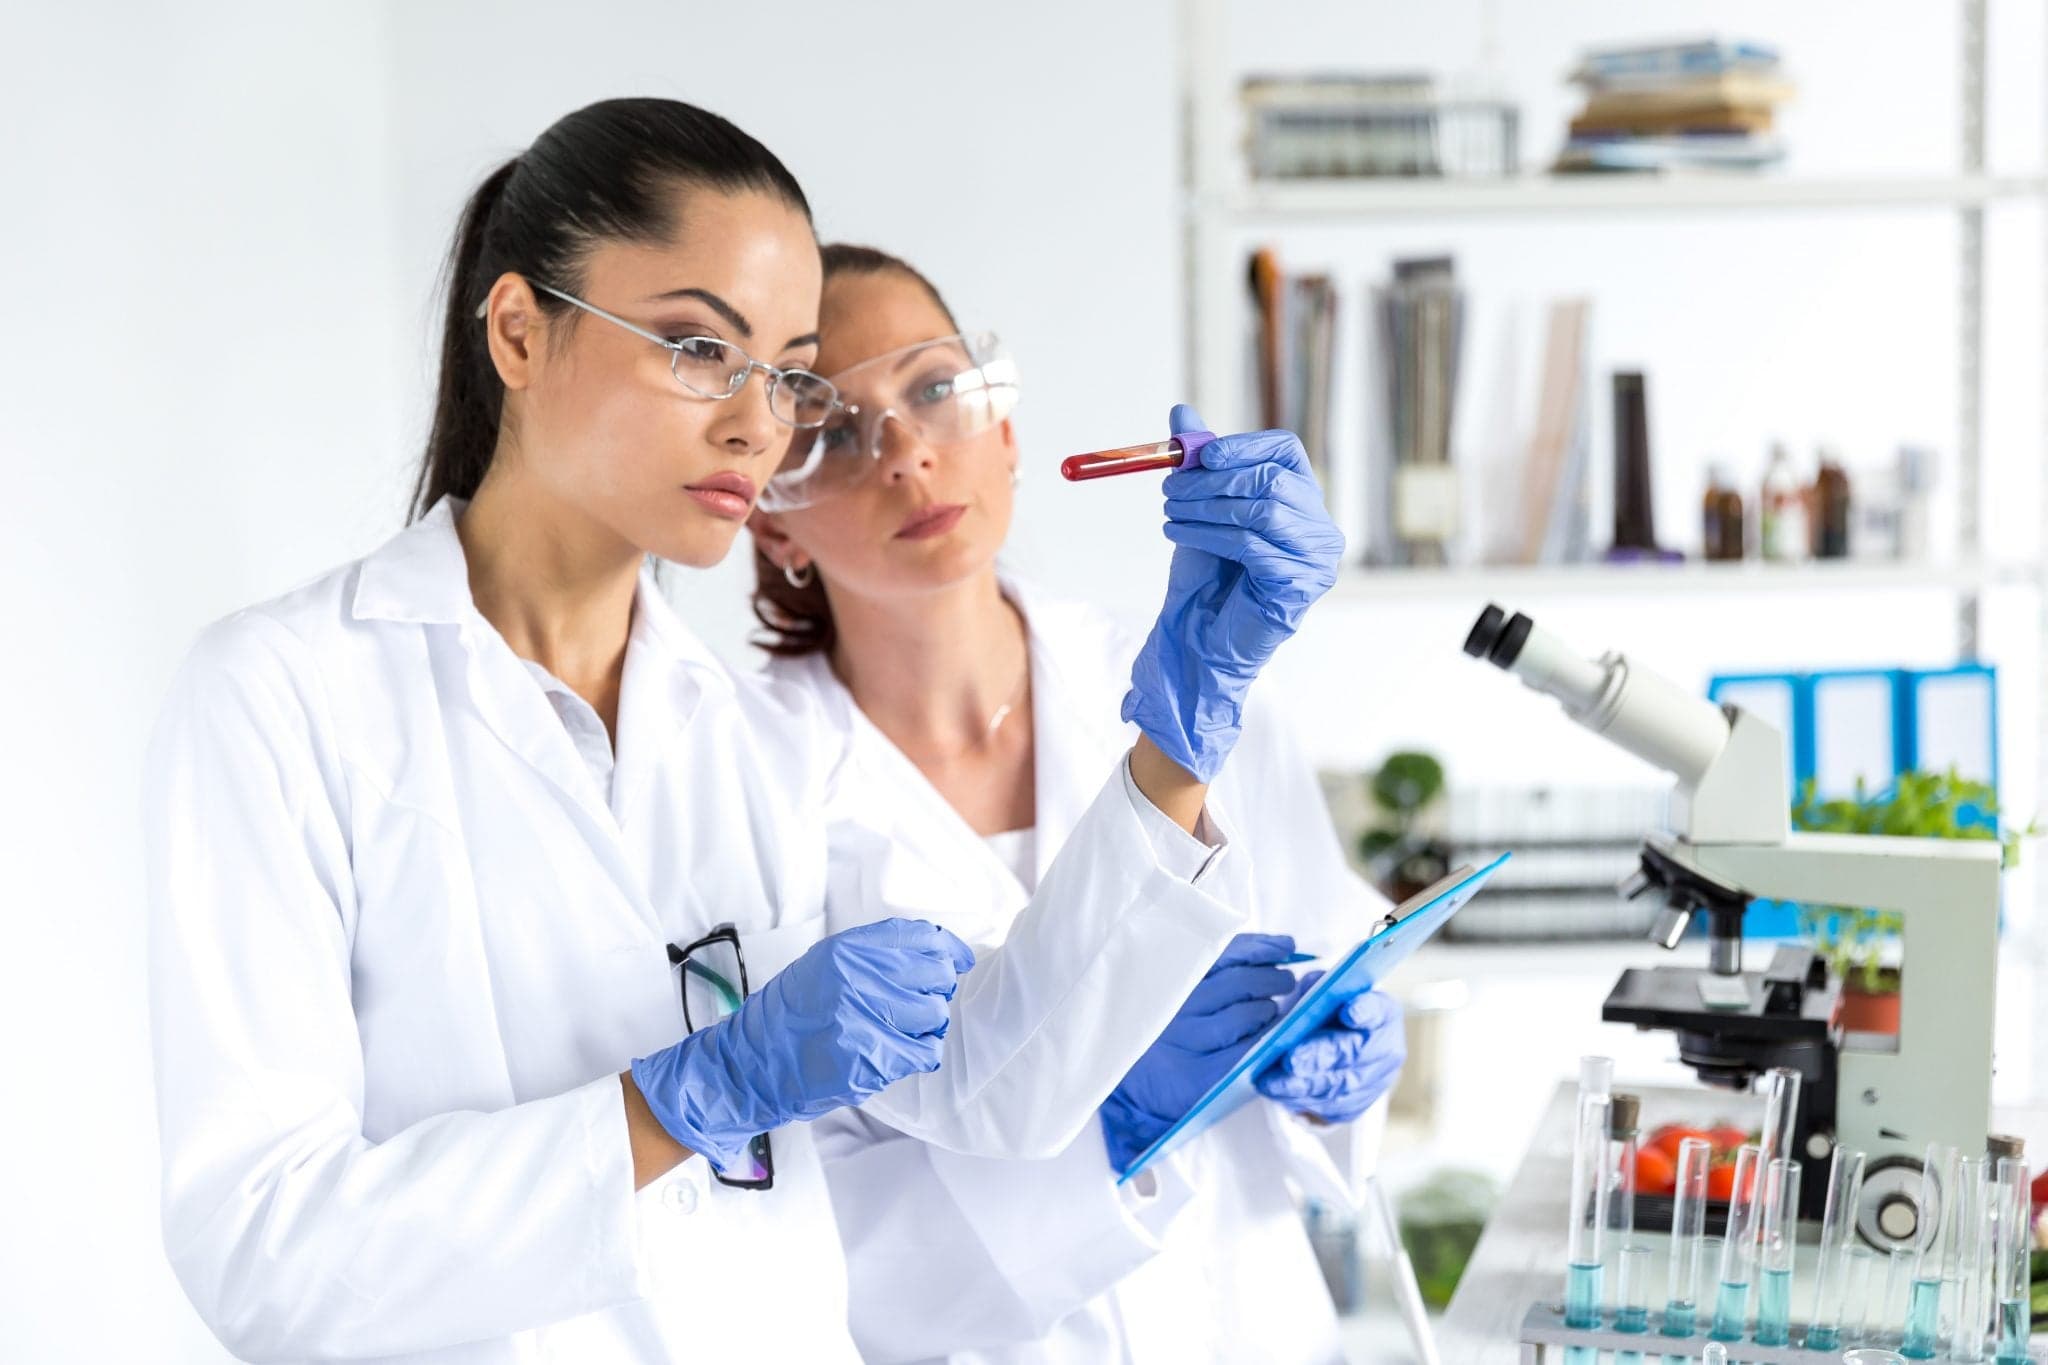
[1758,442,1808,563]
[1701,463,1745,562]
[1813,448,1852,559]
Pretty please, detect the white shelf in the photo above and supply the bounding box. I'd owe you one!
[1325,558,2036,603]
[1209,173,2048,223]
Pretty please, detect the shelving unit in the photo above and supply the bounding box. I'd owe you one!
[1177,1,2048,1043]
[1324,557,2035,604]
[1177,0,2042,652]
[1223,172,2048,222]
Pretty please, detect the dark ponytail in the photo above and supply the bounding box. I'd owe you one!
[751,243,961,658]
[411,98,812,521]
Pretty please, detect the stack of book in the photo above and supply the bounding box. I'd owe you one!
[1366,257,1465,567]
[1246,247,1339,497]
[1241,72,1518,180]
[1554,37,1792,174]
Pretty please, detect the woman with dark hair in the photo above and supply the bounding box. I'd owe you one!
[143,100,1343,1361]
[749,247,1400,1362]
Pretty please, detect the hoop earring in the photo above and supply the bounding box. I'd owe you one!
[783,561,815,590]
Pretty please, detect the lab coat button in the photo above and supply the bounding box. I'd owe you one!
[664,1179,699,1214]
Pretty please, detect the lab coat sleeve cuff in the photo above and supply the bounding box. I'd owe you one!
[864,762,1249,1159]
[924,1124,1200,1325]
[1119,751,1228,883]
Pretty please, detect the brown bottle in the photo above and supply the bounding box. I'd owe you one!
[1702,463,1746,562]
[1813,451,1851,559]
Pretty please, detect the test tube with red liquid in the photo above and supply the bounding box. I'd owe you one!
[1060,430,1215,482]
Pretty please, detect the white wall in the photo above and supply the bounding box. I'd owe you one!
[1,4,404,1359]
[3,1,2041,1358]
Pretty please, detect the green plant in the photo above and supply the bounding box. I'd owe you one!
[1791,768,2034,994]
[1357,751,1445,866]
[1357,752,1453,902]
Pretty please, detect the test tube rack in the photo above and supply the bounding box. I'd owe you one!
[1515,1302,2043,1363]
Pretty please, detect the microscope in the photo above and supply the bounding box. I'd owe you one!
[1464,605,2002,1249]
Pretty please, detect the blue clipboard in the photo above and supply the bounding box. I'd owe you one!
[1116,854,1512,1184]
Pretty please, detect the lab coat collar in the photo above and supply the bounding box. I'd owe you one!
[349,496,734,695]
[351,497,481,628]
[349,497,735,860]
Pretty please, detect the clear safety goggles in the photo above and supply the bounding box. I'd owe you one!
[758,331,1020,512]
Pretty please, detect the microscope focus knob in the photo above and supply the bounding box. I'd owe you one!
[1857,1153,1930,1253]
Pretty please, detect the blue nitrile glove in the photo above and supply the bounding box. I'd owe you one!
[1253,978,1406,1124]
[1098,932,1298,1173]
[630,918,975,1171]
[1121,404,1345,782]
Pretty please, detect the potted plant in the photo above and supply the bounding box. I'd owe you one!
[1791,768,2032,1034]
[1357,751,1452,903]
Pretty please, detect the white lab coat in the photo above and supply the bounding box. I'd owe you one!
[769,577,1392,1365]
[143,503,1253,1364]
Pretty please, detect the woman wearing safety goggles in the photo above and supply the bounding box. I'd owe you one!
[747,245,1404,1364]
[141,97,1347,1363]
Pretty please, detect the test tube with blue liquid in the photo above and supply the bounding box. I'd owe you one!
[1661,1136,1712,1362]
[1614,1244,1652,1363]
[1994,1155,2033,1364]
[1564,1087,1613,1359]
[1752,1157,1800,1345]
[1901,1142,1959,1359]
[1804,1146,1869,1352]
[1709,1143,1763,1341]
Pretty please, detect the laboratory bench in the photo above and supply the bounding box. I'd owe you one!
[1427,1080,2047,1364]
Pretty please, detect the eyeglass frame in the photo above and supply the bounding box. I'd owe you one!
[759,330,1018,511]
[474,280,838,429]
[665,922,775,1191]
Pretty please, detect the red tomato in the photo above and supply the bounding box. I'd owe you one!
[1635,1146,1679,1197]
[1650,1125,1714,1162]
[1707,1161,1738,1202]
[1707,1126,1750,1155]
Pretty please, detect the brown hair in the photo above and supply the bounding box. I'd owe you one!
[750,243,960,657]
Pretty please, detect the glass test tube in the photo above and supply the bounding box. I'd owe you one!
[1710,1143,1764,1341]
[1615,1243,1652,1363]
[1058,432,1208,481]
[1754,1157,1801,1345]
[1993,1157,2032,1365]
[1669,1238,1724,1365]
[1886,1244,1917,1347]
[1843,1244,1878,1345]
[1565,1090,1614,1330]
[1664,1137,1713,1343]
[1581,1054,1615,1098]
[1902,1143,1959,1359]
[1755,1066,1801,1173]
[1609,1094,1641,1250]
[1806,1146,1870,1352]
[1951,1155,1993,1363]
[1700,1342,1727,1365]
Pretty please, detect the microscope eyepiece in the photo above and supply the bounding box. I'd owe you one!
[1464,604,1536,669]
[1462,605,1507,660]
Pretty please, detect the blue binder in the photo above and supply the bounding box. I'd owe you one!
[1116,854,1512,1184]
